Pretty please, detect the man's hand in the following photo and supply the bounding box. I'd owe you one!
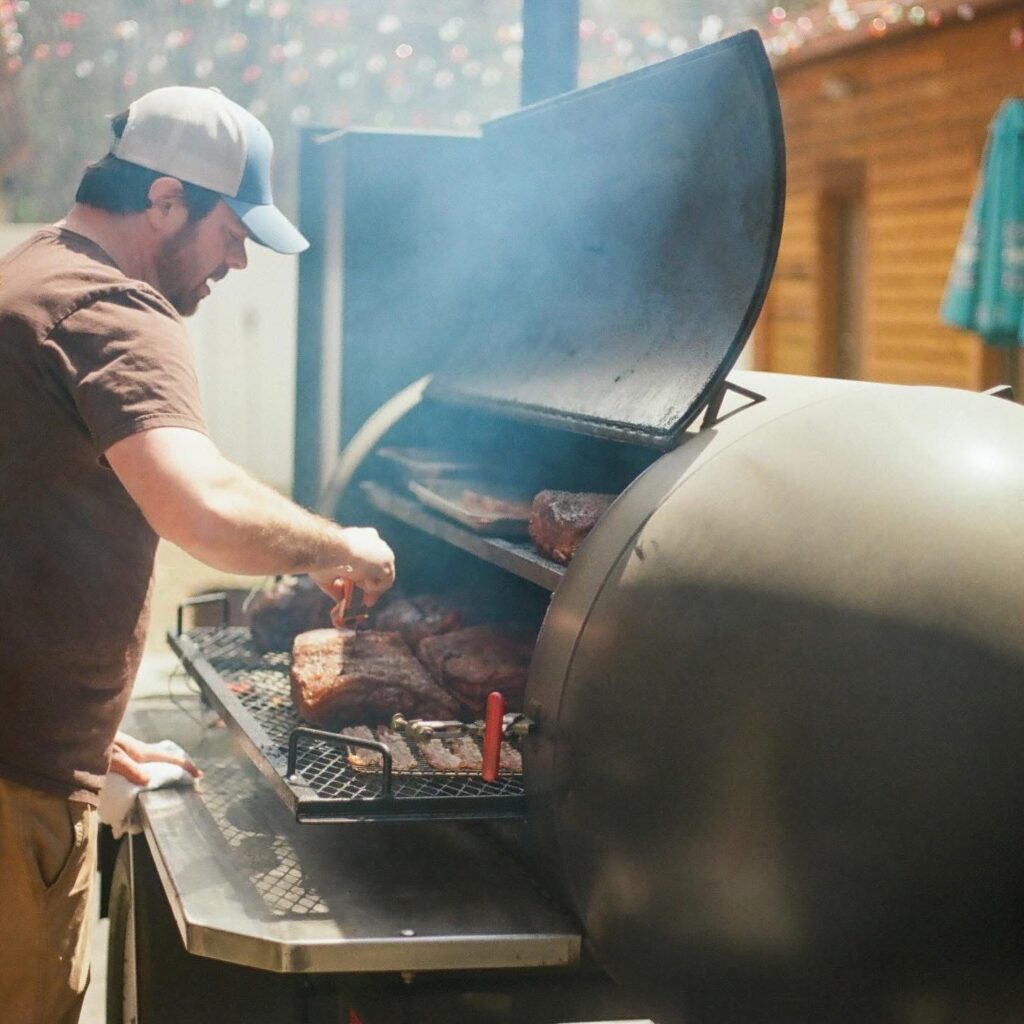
[109,732,203,786]
[309,526,396,608]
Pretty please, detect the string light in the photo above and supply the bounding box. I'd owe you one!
[0,0,982,90]
[0,0,992,144]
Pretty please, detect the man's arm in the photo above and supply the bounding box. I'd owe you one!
[105,426,394,602]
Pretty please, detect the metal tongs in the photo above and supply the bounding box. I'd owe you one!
[389,711,532,742]
[330,578,369,630]
[392,701,534,783]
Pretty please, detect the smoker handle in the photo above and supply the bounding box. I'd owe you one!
[482,692,505,783]
[175,592,230,636]
[286,726,394,795]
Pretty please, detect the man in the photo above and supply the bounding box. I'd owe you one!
[0,86,395,1023]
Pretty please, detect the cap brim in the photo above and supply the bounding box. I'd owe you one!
[224,197,309,255]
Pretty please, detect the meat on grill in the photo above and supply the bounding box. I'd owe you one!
[499,742,523,774]
[247,575,334,651]
[528,490,614,565]
[290,629,461,727]
[416,624,534,715]
[337,722,523,775]
[339,725,380,769]
[417,735,522,775]
[341,725,418,772]
[369,592,464,649]
[459,487,533,521]
[449,735,484,770]
[375,725,418,772]
[418,738,466,772]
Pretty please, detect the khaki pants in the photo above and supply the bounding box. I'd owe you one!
[0,777,97,1024]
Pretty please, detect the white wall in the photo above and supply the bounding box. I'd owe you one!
[188,245,297,492]
[1,224,297,492]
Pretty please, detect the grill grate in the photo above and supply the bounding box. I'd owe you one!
[171,626,527,822]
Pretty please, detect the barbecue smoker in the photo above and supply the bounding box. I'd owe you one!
[114,30,1024,1024]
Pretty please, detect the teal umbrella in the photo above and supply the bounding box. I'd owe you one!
[942,99,1024,347]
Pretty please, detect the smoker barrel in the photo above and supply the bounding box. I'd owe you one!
[525,374,1024,1018]
[182,22,1024,1022]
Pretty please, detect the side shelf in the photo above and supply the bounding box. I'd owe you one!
[359,481,565,591]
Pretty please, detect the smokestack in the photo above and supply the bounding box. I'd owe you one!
[520,0,580,106]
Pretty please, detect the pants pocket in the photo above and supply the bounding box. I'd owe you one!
[31,798,83,893]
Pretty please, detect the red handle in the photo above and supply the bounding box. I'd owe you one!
[330,579,355,630]
[482,691,505,782]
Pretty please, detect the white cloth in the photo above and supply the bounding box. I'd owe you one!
[97,740,197,839]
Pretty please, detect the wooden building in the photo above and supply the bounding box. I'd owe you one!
[756,0,1023,388]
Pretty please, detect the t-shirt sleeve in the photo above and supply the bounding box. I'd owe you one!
[42,287,209,453]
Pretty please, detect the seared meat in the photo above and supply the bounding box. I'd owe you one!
[247,575,333,651]
[344,722,521,775]
[528,490,614,565]
[416,624,533,715]
[499,742,523,774]
[370,592,464,648]
[290,629,460,727]
[418,738,465,772]
[339,725,380,769]
[375,725,418,772]
[449,735,484,770]
[341,725,418,772]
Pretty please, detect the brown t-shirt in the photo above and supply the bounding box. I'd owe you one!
[0,227,207,803]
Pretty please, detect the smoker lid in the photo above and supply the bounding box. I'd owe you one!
[426,31,785,449]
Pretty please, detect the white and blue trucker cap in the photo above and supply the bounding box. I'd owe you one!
[112,86,308,255]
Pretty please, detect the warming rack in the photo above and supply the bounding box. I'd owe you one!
[168,619,527,824]
[359,481,564,590]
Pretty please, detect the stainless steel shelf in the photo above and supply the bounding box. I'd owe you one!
[125,704,580,974]
[360,481,565,591]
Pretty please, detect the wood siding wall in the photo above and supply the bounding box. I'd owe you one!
[760,7,1024,387]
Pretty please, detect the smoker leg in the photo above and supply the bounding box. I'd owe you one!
[346,968,647,1023]
[105,836,309,1024]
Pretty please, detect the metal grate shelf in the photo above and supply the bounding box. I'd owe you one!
[360,481,565,590]
[168,625,527,824]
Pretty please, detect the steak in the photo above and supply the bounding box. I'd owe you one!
[416,624,534,715]
[290,629,461,727]
[418,738,466,772]
[374,725,419,772]
[247,575,333,651]
[528,490,614,565]
[341,725,418,772]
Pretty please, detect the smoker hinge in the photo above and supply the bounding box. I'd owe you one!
[701,379,767,429]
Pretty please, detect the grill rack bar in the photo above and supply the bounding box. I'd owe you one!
[167,609,527,824]
[286,726,394,794]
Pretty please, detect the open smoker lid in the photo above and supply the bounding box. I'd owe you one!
[425,31,785,449]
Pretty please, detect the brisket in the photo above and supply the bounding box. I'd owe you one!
[416,624,534,715]
[290,628,461,727]
[370,592,464,648]
[528,490,614,565]
[247,575,333,651]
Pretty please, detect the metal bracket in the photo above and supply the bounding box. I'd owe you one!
[701,379,767,429]
[287,725,394,796]
[175,592,230,637]
[390,712,535,742]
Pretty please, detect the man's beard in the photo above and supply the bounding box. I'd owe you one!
[155,221,207,317]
